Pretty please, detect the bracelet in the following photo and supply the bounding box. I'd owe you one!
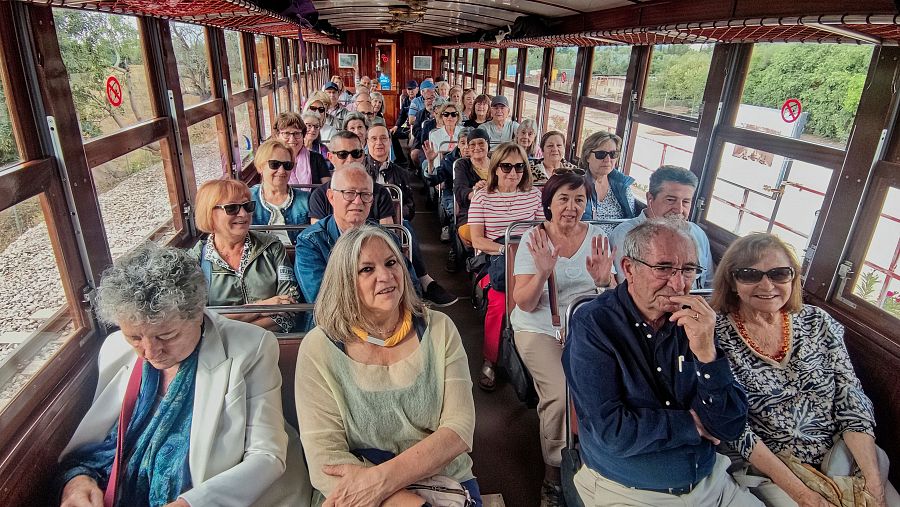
[498,245,506,256]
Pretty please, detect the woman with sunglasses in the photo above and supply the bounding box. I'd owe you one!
[711,233,897,507]
[532,130,578,183]
[580,131,636,234]
[303,91,337,144]
[273,112,330,187]
[249,138,311,246]
[467,142,544,391]
[511,172,615,506]
[463,94,491,129]
[190,179,300,333]
[424,102,463,170]
[301,111,331,166]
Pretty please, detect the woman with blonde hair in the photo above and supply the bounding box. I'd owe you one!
[370,91,386,118]
[296,225,482,506]
[580,131,635,234]
[303,91,337,144]
[424,102,463,170]
[249,138,311,245]
[461,88,476,120]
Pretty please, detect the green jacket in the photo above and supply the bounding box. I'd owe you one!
[189,231,300,332]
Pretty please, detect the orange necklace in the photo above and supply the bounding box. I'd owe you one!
[732,311,791,362]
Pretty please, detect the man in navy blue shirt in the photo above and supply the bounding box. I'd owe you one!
[563,218,761,506]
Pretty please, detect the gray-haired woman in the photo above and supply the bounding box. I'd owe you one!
[57,243,307,507]
[295,226,482,506]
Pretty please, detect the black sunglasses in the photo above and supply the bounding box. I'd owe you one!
[267,160,295,171]
[332,149,365,160]
[214,201,256,216]
[498,162,526,174]
[442,111,459,118]
[592,150,617,160]
[732,266,795,284]
[553,167,586,176]
[308,106,327,113]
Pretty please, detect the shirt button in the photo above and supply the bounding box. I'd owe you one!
[665,401,671,406]
[696,372,701,377]
[656,367,662,372]
[634,323,640,328]
[646,334,652,339]
[704,373,711,379]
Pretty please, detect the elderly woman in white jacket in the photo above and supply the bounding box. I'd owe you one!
[57,243,309,507]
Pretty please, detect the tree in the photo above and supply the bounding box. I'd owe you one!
[592,46,631,76]
[0,81,17,166]
[170,22,212,101]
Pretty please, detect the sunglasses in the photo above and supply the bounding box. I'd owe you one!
[332,149,365,160]
[308,106,327,113]
[214,201,256,215]
[553,167,586,176]
[732,266,795,284]
[267,160,294,171]
[442,111,459,118]
[592,150,618,160]
[498,162,526,174]
[304,123,321,130]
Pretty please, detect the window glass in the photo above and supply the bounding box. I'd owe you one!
[278,87,290,115]
[234,101,254,163]
[464,75,473,90]
[578,108,618,155]
[467,49,475,74]
[643,44,713,118]
[626,123,697,195]
[273,39,283,81]
[54,9,152,140]
[170,22,212,107]
[189,116,226,187]
[505,48,518,82]
[707,145,832,255]
[475,49,484,75]
[739,44,873,150]
[487,49,500,94]
[0,194,75,412]
[261,94,273,139]
[852,186,900,320]
[525,48,544,87]
[522,92,539,125]
[545,100,570,135]
[549,47,577,94]
[0,53,19,166]
[589,46,630,102]
[225,31,246,91]
[256,36,271,85]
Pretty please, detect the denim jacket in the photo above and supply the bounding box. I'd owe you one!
[250,184,311,244]
[582,169,637,220]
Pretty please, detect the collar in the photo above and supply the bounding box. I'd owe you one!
[615,281,677,337]
[258,183,294,212]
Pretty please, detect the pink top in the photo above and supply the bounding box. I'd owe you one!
[467,187,544,241]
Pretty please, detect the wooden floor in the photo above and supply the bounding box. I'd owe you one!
[408,178,544,507]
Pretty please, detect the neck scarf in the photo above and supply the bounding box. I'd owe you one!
[352,309,412,347]
[289,147,312,186]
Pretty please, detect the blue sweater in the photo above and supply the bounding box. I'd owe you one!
[562,283,748,490]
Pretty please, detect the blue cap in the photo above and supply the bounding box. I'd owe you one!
[323,81,340,91]
[406,80,419,89]
[420,80,435,90]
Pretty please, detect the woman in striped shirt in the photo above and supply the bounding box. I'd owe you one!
[468,142,544,391]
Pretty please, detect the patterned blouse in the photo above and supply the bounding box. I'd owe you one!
[715,305,876,466]
[592,188,634,235]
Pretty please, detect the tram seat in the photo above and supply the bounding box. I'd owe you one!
[383,183,403,225]
[277,336,303,431]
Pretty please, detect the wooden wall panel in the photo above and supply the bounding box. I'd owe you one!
[326,30,443,92]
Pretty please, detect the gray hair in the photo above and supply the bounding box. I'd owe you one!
[516,118,540,157]
[95,243,207,326]
[314,225,424,343]
[343,112,369,129]
[331,164,372,188]
[648,165,698,196]
[623,217,695,261]
[300,111,322,126]
[370,116,387,128]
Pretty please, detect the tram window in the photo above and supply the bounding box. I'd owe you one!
[738,44,873,150]
[256,36,271,85]
[549,47,577,94]
[521,92,539,124]
[224,31,247,91]
[273,39,283,82]
[578,108,618,153]
[170,22,212,107]
[642,44,713,119]
[487,49,501,95]
[589,46,631,103]
[0,61,19,167]
[278,87,290,115]
[506,48,519,80]
[545,100,570,134]
[467,49,475,75]
[260,94,273,139]
[626,123,697,196]
[852,187,900,320]
[706,144,832,256]
[53,9,152,140]
[189,117,227,187]
[475,49,485,75]
[0,195,75,413]
[525,48,543,87]
[233,101,254,163]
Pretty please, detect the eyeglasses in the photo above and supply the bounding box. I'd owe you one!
[362,111,376,117]
[214,201,256,215]
[630,257,703,280]
[592,150,618,160]
[279,131,304,139]
[442,111,459,118]
[308,106,327,114]
[732,266,795,284]
[304,123,321,130]
[553,167,586,176]
[498,162,526,174]
[267,160,295,171]
[332,188,374,203]
[332,149,364,160]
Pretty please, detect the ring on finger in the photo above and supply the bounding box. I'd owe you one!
[693,312,700,321]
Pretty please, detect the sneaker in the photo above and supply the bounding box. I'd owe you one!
[423,281,459,307]
[444,249,458,273]
[540,480,564,507]
[440,226,450,243]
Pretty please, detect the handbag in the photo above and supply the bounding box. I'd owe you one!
[406,475,474,507]
[776,451,877,506]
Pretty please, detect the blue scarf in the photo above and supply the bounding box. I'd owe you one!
[58,348,199,506]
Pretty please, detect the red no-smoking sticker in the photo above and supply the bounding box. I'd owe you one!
[106,76,122,107]
[781,98,801,123]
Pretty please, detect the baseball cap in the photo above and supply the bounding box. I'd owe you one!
[420,81,436,90]
[490,95,509,108]
[323,81,340,91]
[406,80,419,89]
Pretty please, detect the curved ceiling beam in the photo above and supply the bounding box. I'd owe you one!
[323,13,496,31]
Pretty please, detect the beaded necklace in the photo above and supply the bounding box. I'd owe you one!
[732,310,791,363]
[352,309,412,348]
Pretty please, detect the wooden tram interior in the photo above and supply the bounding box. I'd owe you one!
[0,0,899,504]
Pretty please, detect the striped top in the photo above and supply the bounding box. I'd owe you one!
[468,187,544,240]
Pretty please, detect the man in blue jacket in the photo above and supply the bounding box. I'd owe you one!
[563,218,761,506]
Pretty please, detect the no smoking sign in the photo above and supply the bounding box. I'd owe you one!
[781,98,801,123]
[106,75,123,107]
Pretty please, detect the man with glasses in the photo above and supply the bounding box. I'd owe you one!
[391,80,419,140]
[410,84,442,167]
[476,96,519,145]
[322,81,349,130]
[563,218,758,507]
[609,165,713,288]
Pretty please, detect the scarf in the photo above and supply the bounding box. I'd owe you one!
[288,146,313,186]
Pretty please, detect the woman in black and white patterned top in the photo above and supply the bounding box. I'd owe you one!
[711,233,897,507]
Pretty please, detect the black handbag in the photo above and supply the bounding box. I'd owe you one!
[498,326,538,408]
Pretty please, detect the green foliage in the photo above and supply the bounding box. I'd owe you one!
[592,46,631,76]
[855,269,881,300]
[170,22,212,100]
[0,80,17,166]
[741,44,871,142]
[643,45,714,116]
[552,47,578,72]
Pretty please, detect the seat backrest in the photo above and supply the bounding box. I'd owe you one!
[505,241,520,316]
[277,337,303,431]
[564,294,601,443]
[383,183,403,224]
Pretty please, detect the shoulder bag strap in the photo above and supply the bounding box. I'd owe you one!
[103,357,144,507]
[539,224,562,329]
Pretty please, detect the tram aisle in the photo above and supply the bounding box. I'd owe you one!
[408,177,544,507]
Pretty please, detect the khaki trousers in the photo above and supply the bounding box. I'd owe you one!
[574,453,764,506]
[514,331,566,467]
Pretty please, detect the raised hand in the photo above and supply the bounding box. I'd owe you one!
[423,140,438,162]
[527,227,558,277]
[585,235,613,287]
[668,294,716,363]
